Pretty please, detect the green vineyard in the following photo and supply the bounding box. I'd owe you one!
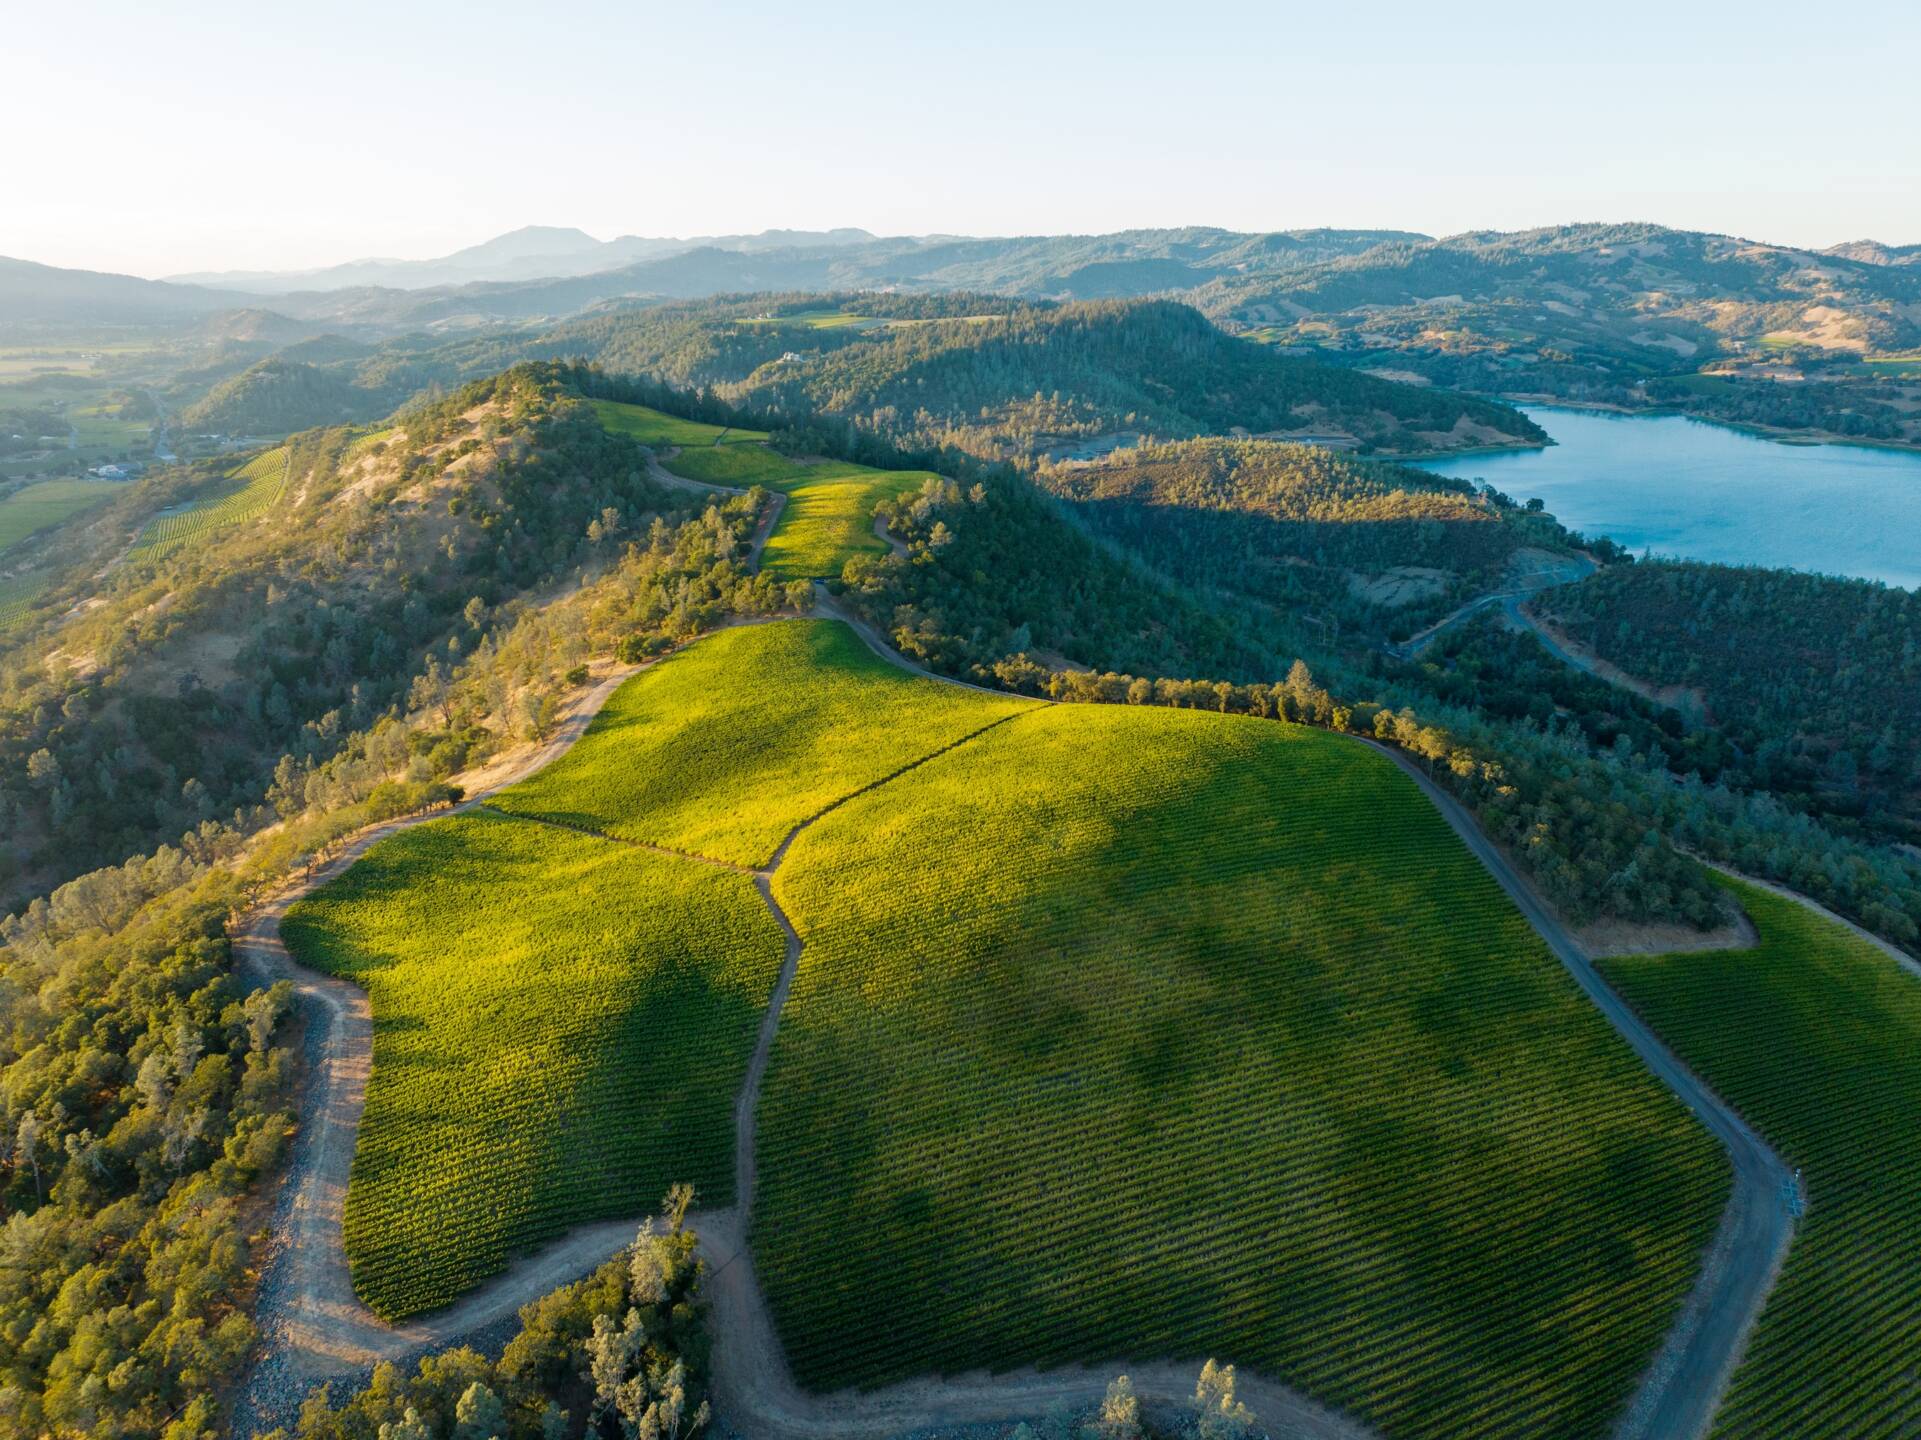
[279,810,786,1319]
[489,620,1035,867]
[1602,881,1921,1439]
[0,574,47,633]
[756,702,1730,1438]
[592,398,930,578]
[128,446,291,560]
[590,398,767,449]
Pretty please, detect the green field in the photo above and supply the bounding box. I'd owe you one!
[1602,881,1921,1438]
[489,620,1035,867]
[279,809,786,1319]
[127,446,290,560]
[590,398,767,449]
[755,702,1730,1437]
[0,479,119,554]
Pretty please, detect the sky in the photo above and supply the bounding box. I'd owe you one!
[13,0,1921,277]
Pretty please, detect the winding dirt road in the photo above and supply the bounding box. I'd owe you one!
[231,500,1793,1437]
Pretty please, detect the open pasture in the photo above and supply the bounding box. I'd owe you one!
[279,809,786,1319]
[755,702,1730,1438]
[489,620,1035,868]
[1602,881,1921,1438]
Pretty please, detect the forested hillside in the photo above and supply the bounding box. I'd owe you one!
[1541,562,1921,844]
[1034,436,1582,648]
[1192,223,1921,442]
[178,357,399,435]
[155,295,1545,461]
[0,366,706,910]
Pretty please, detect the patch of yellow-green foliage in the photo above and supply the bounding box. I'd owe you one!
[128,446,291,560]
[592,397,931,577]
[0,479,119,554]
[752,461,931,579]
[658,444,928,578]
[590,398,767,449]
[1602,880,1921,1439]
[280,809,785,1320]
[490,621,1036,867]
[756,702,1730,1437]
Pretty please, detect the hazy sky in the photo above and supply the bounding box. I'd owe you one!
[14,0,1920,277]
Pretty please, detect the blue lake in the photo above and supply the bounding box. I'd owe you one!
[1414,406,1921,590]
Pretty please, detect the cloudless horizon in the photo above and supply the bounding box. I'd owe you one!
[14,0,1920,278]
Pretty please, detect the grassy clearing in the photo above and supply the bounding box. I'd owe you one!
[490,620,1036,867]
[757,702,1728,1437]
[590,398,766,448]
[127,446,290,560]
[1602,880,1921,1438]
[0,479,119,554]
[280,809,785,1319]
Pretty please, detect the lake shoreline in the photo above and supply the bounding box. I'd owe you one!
[1414,405,1921,590]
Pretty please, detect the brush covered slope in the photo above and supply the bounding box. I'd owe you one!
[750,698,1727,1435]
[1602,881,1921,1438]
[279,809,785,1318]
[0,364,708,911]
[489,620,1036,867]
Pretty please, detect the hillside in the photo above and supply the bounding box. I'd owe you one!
[0,365,730,909]
[1192,223,1921,441]
[178,356,399,435]
[1539,561,1921,851]
[1034,436,1582,650]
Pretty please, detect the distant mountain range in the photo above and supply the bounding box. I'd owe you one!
[6,227,1919,434]
[164,225,885,293]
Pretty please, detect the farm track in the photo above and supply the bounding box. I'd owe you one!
[234,459,1791,1439]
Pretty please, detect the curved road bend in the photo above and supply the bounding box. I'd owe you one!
[1356,739,1793,1440]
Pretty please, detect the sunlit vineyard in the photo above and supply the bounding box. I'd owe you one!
[590,398,767,448]
[758,703,1729,1438]
[1602,881,1921,1438]
[661,447,930,577]
[280,809,785,1319]
[592,397,930,577]
[490,620,1034,867]
[128,446,290,559]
